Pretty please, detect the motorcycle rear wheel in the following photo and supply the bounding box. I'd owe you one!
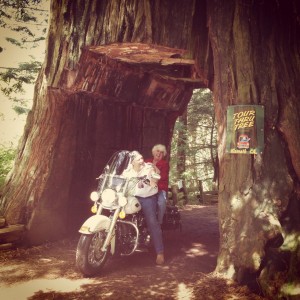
[76,231,110,276]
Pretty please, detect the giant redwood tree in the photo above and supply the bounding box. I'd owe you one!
[0,0,299,298]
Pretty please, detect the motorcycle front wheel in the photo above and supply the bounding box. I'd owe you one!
[76,230,110,276]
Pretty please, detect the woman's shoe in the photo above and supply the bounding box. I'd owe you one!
[156,253,164,265]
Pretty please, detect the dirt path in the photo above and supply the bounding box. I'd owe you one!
[0,204,266,299]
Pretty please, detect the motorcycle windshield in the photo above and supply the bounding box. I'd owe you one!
[97,150,132,193]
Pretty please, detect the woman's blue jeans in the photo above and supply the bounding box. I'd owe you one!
[157,190,167,224]
[137,195,164,254]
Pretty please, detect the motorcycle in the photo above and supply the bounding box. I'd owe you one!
[76,150,181,276]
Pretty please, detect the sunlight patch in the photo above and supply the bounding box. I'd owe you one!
[282,232,300,251]
[0,277,95,299]
[38,258,52,263]
[223,264,236,279]
[0,265,19,272]
[230,195,243,210]
[176,282,193,299]
[252,252,262,269]
[185,243,208,257]
[0,263,29,277]
[280,283,300,296]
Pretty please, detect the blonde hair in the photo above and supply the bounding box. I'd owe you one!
[152,144,167,157]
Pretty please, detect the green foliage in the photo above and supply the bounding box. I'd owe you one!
[0,144,16,190]
[0,60,41,86]
[0,0,48,110]
[170,88,217,198]
[5,37,22,47]
[6,34,46,48]
[0,0,44,29]
[0,59,42,111]
[13,105,30,114]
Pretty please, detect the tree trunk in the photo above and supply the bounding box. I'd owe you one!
[1,0,299,298]
[0,0,205,242]
[207,0,300,295]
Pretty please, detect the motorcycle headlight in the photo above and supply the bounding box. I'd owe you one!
[90,191,99,201]
[101,188,117,208]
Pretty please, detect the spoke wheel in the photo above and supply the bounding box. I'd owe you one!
[76,230,110,276]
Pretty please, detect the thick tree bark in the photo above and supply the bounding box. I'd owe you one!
[0,0,299,298]
[0,0,205,240]
[207,0,300,295]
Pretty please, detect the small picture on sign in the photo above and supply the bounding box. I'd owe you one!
[237,134,251,150]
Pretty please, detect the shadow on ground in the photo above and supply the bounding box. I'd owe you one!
[0,204,266,299]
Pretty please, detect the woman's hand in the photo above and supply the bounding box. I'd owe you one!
[149,180,158,188]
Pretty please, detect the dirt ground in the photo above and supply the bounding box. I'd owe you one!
[0,204,268,300]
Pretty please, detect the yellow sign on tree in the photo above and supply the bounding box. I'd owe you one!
[226,105,264,154]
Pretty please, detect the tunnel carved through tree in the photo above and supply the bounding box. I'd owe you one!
[61,43,205,114]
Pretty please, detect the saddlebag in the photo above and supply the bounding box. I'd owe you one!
[162,205,182,230]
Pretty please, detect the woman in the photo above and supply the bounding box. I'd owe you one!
[123,151,165,265]
[145,144,169,225]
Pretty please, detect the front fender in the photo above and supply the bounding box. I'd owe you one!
[79,215,110,234]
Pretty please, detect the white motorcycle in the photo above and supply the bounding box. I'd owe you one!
[76,150,181,276]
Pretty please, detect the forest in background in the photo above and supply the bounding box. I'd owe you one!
[0,0,48,187]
